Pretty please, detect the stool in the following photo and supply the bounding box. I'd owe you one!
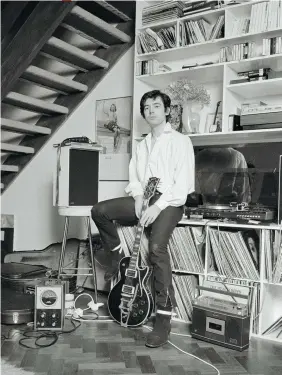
[57,206,98,303]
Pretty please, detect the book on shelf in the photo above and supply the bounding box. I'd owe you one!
[229,67,270,84]
[219,41,256,62]
[240,112,282,126]
[262,36,282,56]
[241,123,282,130]
[137,26,177,54]
[241,104,282,115]
[136,59,171,76]
[249,0,282,34]
[183,0,221,16]
[142,1,185,25]
[179,14,224,46]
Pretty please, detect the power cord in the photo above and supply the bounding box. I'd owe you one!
[17,318,81,349]
[68,292,221,375]
[143,325,220,375]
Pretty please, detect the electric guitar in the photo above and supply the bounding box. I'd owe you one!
[108,177,160,327]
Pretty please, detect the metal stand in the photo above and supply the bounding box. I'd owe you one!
[58,216,98,303]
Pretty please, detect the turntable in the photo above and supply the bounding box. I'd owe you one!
[185,202,275,222]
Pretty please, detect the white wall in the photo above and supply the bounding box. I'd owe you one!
[1,46,135,251]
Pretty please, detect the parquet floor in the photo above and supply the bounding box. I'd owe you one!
[2,308,282,375]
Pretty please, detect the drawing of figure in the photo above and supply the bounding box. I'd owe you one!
[103,103,121,150]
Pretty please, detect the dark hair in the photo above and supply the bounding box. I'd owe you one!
[140,90,171,121]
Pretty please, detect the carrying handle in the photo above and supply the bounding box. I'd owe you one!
[196,285,249,300]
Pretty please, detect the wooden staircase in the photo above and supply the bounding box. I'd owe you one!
[1,0,135,192]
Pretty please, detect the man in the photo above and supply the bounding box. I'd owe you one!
[92,89,195,348]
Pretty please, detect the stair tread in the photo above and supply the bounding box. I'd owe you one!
[95,1,132,22]
[1,142,34,154]
[42,37,109,71]
[3,92,69,115]
[64,6,131,46]
[1,118,51,135]
[1,165,19,173]
[22,65,88,94]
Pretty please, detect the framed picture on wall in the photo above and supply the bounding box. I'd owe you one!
[95,96,132,154]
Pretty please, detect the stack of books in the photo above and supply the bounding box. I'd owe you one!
[183,1,221,16]
[142,1,185,25]
[240,103,282,130]
[230,68,270,84]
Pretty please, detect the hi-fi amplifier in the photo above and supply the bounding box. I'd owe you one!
[34,284,65,331]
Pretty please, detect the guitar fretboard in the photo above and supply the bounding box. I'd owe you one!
[128,200,148,271]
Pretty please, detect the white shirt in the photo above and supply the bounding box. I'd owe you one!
[125,122,195,211]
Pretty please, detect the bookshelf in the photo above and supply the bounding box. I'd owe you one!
[133,0,282,145]
[132,0,282,343]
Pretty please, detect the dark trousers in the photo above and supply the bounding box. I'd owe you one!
[91,196,183,309]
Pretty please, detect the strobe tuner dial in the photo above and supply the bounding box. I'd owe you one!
[40,289,57,306]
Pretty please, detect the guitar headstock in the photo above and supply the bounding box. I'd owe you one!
[144,177,160,200]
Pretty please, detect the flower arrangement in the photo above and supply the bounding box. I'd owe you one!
[163,79,211,107]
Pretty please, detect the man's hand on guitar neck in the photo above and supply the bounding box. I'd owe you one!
[140,205,161,227]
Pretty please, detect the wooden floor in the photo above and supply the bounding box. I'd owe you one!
[2,298,282,375]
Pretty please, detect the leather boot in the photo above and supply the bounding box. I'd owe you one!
[145,312,172,348]
[104,249,123,281]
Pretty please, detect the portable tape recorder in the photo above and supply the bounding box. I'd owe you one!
[191,276,254,351]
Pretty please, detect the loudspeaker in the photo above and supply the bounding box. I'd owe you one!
[54,144,101,207]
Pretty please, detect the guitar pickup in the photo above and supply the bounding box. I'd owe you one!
[122,285,135,295]
[125,269,137,278]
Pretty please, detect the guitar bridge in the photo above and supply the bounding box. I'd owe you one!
[125,269,137,278]
[122,285,135,295]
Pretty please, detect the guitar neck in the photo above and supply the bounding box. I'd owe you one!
[128,199,149,270]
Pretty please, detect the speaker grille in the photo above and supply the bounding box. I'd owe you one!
[69,149,99,206]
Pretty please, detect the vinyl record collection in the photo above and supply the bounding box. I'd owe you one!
[208,228,260,280]
[263,229,282,284]
[173,274,198,321]
[168,226,205,273]
[115,224,279,329]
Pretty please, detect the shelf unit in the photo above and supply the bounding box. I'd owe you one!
[133,0,282,144]
[133,0,282,344]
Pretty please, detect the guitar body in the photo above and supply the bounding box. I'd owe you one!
[108,256,154,327]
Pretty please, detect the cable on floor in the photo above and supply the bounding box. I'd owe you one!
[17,318,81,350]
[143,325,220,375]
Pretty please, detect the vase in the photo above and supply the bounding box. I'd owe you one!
[182,101,203,134]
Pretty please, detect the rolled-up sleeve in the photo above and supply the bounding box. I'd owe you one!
[154,136,195,210]
[124,150,144,198]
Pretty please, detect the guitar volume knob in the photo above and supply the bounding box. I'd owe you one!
[139,310,144,315]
